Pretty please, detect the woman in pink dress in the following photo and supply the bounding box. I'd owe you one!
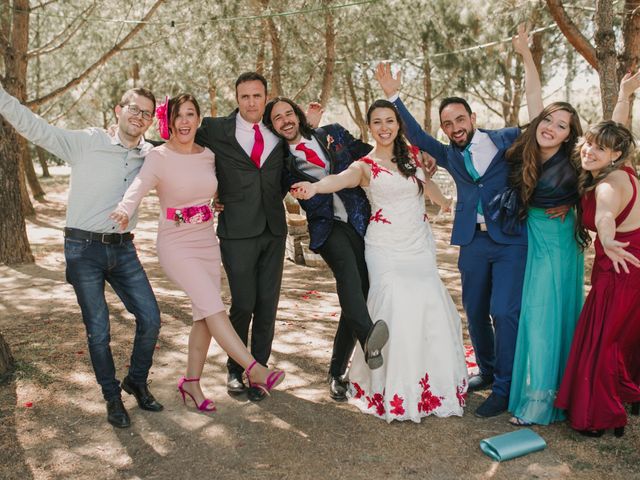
[111,94,284,412]
[555,117,640,438]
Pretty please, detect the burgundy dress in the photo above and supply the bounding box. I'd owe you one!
[556,167,640,430]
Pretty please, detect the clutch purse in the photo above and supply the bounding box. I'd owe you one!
[479,428,547,462]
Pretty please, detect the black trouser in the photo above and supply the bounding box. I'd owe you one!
[221,228,286,375]
[317,221,371,378]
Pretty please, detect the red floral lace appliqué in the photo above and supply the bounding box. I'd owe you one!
[390,394,405,416]
[359,157,392,179]
[370,208,391,224]
[417,373,443,414]
[456,379,467,407]
[366,392,386,416]
[353,382,365,399]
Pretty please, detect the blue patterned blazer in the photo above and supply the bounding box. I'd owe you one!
[283,123,372,251]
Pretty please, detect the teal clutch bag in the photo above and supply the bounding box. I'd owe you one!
[479,429,547,462]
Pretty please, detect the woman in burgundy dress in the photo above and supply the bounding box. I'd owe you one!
[555,118,640,438]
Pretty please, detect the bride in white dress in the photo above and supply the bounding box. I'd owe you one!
[292,100,467,423]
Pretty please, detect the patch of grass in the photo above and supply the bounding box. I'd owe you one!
[13,360,55,386]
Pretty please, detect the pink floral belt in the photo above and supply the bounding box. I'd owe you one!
[166,204,213,225]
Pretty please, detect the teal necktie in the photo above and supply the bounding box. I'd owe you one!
[462,144,483,215]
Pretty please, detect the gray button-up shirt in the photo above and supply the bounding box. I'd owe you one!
[0,86,153,233]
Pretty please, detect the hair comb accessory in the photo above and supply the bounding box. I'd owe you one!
[156,95,170,140]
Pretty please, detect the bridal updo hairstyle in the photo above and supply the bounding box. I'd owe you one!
[366,99,423,193]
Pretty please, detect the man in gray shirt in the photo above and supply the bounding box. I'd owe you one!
[0,85,163,428]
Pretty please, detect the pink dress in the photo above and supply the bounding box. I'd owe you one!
[119,144,224,321]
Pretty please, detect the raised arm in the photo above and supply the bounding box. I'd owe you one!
[374,63,449,165]
[290,161,368,200]
[110,152,161,230]
[594,176,640,273]
[512,23,543,120]
[612,70,640,124]
[0,84,90,163]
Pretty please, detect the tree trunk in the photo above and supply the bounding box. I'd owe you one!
[421,35,433,134]
[0,118,34,264]
[595,0,618,119]
[22,140,46,200]
[343,73,368,142]
[319,0,336,107]
[618,0,640,125]
[546,0,598,69]
[0,332,14,377]
[36,146,50,178]
[208,73,218,117]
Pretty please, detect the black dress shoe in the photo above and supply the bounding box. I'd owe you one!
[121,376,164,412]
[474,392,508,418]
[227,372,246,395]
[468,374,493,392]
[247,386,267,402]
[107,398,131,428]
[328,376,348,401]
[364,320,389,370]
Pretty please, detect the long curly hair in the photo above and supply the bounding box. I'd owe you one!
[506,102,582,219]
[366,99,422,193]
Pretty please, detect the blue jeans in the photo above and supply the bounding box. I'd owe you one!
[65,237,161,401]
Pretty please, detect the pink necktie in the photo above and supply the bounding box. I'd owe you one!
[295,143,325,168]
[250,124,264,168]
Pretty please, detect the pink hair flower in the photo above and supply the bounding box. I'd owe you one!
[156,96,170,140]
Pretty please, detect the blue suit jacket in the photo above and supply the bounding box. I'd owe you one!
[394,98,527,247]
[283,123,372,251]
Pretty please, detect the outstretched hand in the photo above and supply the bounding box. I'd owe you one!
[601,238,640,274]
[306,102,324,129]
[512,23,531,57]
[374,63,402,98]
[619,69,640,99]
[290,182,318,200]
[109,208,130,231]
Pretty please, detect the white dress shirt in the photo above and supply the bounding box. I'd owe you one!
[235,113,279,167]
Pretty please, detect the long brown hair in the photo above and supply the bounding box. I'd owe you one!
[366,99,423,193]
[506,102,582,219]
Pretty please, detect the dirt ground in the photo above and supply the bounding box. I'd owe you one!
[1,169,638,480]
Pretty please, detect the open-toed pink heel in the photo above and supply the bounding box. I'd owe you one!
[177,377,216,412]
[244,360,285,395]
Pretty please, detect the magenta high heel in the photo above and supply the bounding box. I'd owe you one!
[244,360,285,395]
[177,377,216,412]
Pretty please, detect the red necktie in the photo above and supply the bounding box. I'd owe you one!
[296,142,325,168]
[250,124,264,168]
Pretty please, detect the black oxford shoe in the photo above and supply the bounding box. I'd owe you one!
[121,376,164,412]
[467,374,493,392]
[474,392,508,418]
[328,376,348,402]
[107,398,131,428]
[226,372,246,395]
[247,386,267,402]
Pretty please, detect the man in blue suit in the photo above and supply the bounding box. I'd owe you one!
[264,97,389,402]
[375,63,527,417]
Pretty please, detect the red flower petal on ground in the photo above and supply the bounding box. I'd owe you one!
[24,402,33,408]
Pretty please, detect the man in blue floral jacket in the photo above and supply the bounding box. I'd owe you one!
[264,97,388,401]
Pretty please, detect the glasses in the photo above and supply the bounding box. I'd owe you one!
[124,104,153,121]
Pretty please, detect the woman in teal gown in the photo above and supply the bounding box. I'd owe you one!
[501,26,585,426]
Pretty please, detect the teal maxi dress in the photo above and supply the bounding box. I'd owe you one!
[508,151,584,425]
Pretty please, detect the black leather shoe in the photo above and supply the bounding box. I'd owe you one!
[364,320,389,370]
[121,376,164,412]
[227,372,246,395]
[468,374,493,392]
[107,398,131,428]
[247,386,267,402]
[474,392,508,418]
[328,376,348,401]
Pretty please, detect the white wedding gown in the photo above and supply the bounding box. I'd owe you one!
[347,157,468,423]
